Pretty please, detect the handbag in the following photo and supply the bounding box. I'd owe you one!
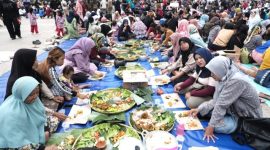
[240,47,250,64]
[254,69,270,88]
[232,118,270,150]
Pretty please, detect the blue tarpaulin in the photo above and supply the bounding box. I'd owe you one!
[1,39,266,150]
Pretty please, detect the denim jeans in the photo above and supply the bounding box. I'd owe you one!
[214,115,238,134]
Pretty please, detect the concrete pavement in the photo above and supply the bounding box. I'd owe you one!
[0,17,56,75]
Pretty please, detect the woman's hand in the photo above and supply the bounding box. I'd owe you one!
[185,92,191,100]
[77,93,89,99]
[188,108,199,117]
[203,126,218,143]
[53,96,64,103]
[161,69,168,75]
[53,112,68,121]
[174,83,182,93]
[170,75,178,82]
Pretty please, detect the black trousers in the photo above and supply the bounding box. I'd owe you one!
[72,72,89,83]
[3,18,21,39]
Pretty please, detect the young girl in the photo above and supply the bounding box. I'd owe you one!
[29,7,39,34]
[60,65,90,91]
[56,10,65,37]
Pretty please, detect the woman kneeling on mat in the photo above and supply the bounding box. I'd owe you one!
[189,56,262,143]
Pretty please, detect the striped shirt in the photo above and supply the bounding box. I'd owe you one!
[49,67,76,97]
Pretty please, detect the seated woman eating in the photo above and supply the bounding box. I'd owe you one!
[162,37,197,85]
[189,56,262,143]
[174,48,216,108]
[63,37,104,83]
[0,76,47,149]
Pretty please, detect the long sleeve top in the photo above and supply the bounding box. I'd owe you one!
[166,53,196,74]
[180,72,216,97]
[162,29,174,46]
[90,47,111,63]
[73,53,96,75]
[198,79,263,127]
[49,67,77,97]
[208,25,221,43]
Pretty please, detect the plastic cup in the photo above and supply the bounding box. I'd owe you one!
[177,123,185,136]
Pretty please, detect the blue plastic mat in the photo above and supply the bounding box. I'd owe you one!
[0,39,258,149]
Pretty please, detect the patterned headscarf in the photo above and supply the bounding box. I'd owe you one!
[244,25,261,44]
[176,19,190,38]
[92,33,105,49]
[170,33,182,62]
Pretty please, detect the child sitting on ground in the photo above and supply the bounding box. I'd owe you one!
[60,65,90,100]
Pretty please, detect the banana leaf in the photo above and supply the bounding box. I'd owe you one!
[46,128,88,146]
[89,112,126,125]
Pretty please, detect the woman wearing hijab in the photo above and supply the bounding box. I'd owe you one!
[244,25,263,52]
[176,19,190,38]
[209,23,235,51]
[199,14,209,29]
[189,56,262,142]
[90,33,115,66]
[63,11,80,40]
[227,24,249,50]
[174,48,216,108]
[118,19,133,41]
[202,16,220,42]
[63,37,103,83]
[162,37,197,85]
[5,49,41,99]
[248,8,262,34]
[0,76,47,149]
[132,17,147,39]
[6,49,67,133]
[112,11,122,22]
[188,24,207,48]
[162,33,182,63]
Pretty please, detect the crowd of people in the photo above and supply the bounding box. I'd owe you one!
[0,0,270,149]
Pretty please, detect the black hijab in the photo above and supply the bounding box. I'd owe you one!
[100,24,112,36]
[177,37,195,66]
[5,49,42,99]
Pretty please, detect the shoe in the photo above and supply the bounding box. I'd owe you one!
[18,36,22,39]
[32,40,41,45]
[11,37,16,40]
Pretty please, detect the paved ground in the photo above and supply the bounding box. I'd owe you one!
[0,17,56,75]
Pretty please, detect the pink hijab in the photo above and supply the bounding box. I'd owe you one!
[170,33,182,62]
[176,19,190,38]
[66,37,95,59]
[189,19,200,29]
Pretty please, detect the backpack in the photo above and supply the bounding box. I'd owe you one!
[232,118,270,150]
[254,69,270,88]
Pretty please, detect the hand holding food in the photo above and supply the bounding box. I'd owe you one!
[53,96,64,103]
[188,109,199,117]
[161,69,168,75]
[53,112,68,121]
[174,83,182,93]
